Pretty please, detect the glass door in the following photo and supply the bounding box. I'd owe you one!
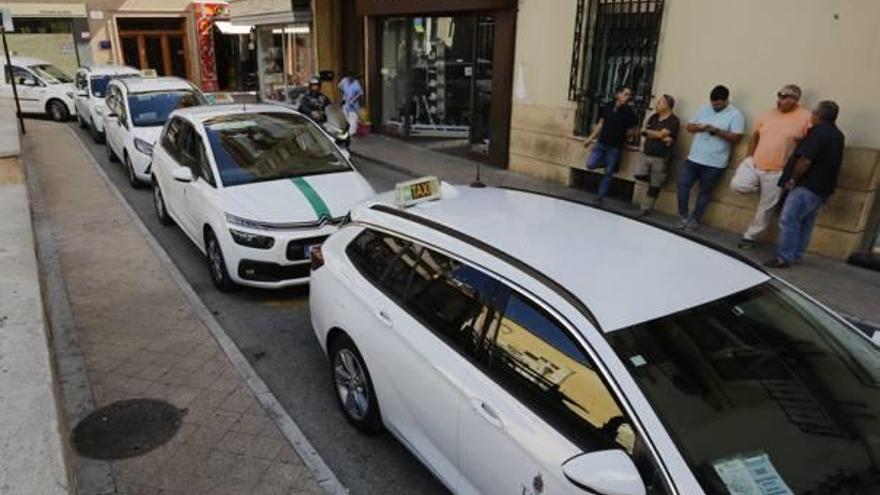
[469,15,495,155]
[380,17,410,133]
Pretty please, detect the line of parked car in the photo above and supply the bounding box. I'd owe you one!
[6,58,879,495]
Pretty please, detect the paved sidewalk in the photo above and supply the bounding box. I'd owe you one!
[352,134,880,328]
[24,120,324,495]
[0,155,71,494]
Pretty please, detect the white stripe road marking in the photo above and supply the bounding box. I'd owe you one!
[65,125,349,495]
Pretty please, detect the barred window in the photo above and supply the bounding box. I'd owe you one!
[569,0,665,139]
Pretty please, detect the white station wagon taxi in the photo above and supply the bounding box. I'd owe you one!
[309,179,880,495]
[0,56,77,121]
[103,76,207,187]
[150,104,375,291]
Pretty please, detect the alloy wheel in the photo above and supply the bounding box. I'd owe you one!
[334,349,370,420]
[207,238,224,283]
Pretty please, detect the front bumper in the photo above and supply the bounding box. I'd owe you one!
[221,225,336,289]
[130,149,152,182]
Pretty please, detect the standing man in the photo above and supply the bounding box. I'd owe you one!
[338,71,364,137]
[299,77,332,124]
[676,85,745,231]
[765,101,845,268]
[732,84,812,249]
[583,86,638,205]
[635,94,680,216]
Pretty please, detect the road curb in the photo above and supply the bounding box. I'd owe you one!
[66,126,349,495]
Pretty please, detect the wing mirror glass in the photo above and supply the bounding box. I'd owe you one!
[21,79,37,87]
[77,90,87,97]
[562,450,645,495]
[172,167,194,183]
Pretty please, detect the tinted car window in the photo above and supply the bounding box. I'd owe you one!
[162,118,184,158]
[204,112,350,187]
[6,66,39,86]
[346,229,411,286]
[29,64,72,84]
[129,91,205,127]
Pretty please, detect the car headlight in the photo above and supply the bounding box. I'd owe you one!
[225,213,263,229]
[94,105,104,116]
[134,138,154,156]
[229,228,274,249]
[65,91,74,99]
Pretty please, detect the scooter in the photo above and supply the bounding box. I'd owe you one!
[322,104,351,150]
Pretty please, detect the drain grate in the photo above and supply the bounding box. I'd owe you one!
[71,399,184,460]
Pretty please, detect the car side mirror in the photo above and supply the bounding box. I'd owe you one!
[562,450,645,495]
[172,167,194,183]
[20,79,37,87]
[77,90,87,97]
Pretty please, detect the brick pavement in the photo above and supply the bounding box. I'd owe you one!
[24,119,324,495]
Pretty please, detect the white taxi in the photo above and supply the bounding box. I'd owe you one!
[0,56,76,121]
[309,180,880,495]
[150,104,375,291]
[103,76,207,188]
[73,65,141,143]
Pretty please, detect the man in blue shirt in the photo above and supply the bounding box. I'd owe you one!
[338,71,364,137]
[676,85,745,231]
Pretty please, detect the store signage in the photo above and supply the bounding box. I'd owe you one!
[0,3,88,18]
[89,10,104,20]
[355,0,516,16]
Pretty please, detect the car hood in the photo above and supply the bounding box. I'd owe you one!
[220,171,376,224]
[132,126,163,145]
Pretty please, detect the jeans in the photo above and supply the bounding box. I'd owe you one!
[778,187,824,262]
[586,142,622,198]
[677,160,725,221]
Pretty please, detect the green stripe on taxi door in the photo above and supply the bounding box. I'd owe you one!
[290,177,331,221]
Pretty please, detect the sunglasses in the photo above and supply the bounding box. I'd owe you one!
[777,92,798,99]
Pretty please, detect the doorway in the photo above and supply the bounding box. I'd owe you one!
[117,17,190,79]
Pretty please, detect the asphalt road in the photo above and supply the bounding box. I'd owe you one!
[65,121,447,495]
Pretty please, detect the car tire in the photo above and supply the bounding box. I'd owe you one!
[106,140,118,162]
[205,229,240,293]
[152,179,173,226]
[90,118,105,144]
[124,153,141,189]
[47,100,69,122]
[330,334,383,434]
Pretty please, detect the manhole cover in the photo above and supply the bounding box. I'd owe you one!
[71,399,184,460]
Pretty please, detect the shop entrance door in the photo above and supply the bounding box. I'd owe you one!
[117,18,190,79]
[378,15,495,158]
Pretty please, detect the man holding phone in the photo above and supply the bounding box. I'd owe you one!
[676,85,745,231]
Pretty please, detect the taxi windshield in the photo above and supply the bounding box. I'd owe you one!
[607,280,880,495]
[90,74,137,97]
[204,112,350,187]
[129,91,205,127]
[29,64,72,84]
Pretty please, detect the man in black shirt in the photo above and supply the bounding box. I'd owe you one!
[634,94,680,216]
[298,77,332,124]
[765,101,845,268]
[583,86,638,204]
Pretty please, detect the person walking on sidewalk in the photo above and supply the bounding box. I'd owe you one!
[583,86,638,205]
[765,101,845,268]
[635,93,680,216]
[676,85,745,231]
[732,84,812,249]
[338,71,364,137]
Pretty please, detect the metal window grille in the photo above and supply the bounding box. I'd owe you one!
[569,0,665,138]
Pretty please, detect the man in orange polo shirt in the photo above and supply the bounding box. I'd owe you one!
[732,84,812,249]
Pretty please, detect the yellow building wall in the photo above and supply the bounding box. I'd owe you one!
[508,0,880,259]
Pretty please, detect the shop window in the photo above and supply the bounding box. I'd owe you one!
[6,18,71,34]
[256,24,314,103]
[568,0,665,139]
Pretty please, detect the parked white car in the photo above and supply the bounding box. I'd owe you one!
[150,104,375,291]
[0,56,76,121]
[103,76,207,187]
[309,180,880,495]
[73,65,140,143]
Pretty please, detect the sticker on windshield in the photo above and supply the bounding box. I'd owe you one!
[629,355,647,367]
[712,453,793,495]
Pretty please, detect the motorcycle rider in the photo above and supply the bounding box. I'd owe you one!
[298,77,332,123]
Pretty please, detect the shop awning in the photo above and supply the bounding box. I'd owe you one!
[228,0,310,26]
[214,20,252,35]
[0,2,87,18]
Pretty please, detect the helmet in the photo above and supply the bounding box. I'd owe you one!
[309,77,320,86]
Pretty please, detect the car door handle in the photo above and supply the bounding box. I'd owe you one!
[374,309,393,327]
[470,398,504,429]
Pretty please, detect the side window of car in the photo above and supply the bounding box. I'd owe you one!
[116,89,128,125]
[346,229,413,286]
[488,291,635,453]
[193,133,216,187]
[162,118,183,159]
[6,66,38,86]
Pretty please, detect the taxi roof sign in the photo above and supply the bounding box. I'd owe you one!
[394,176,442,207]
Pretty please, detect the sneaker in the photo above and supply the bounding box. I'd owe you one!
[684,219,700,232]
[675,218,689,229]
[738,238,757,250]
[763,257,792,269]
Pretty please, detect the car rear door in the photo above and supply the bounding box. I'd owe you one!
[457,287,664,495]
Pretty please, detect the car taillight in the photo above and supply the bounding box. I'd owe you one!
[310,244,325,271]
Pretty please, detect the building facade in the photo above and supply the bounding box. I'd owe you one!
[509,0,880,259]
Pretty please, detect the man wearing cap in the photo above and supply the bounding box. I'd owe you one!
[298,77,332,124]
[634,94,680,216]
[732,84,812,249]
